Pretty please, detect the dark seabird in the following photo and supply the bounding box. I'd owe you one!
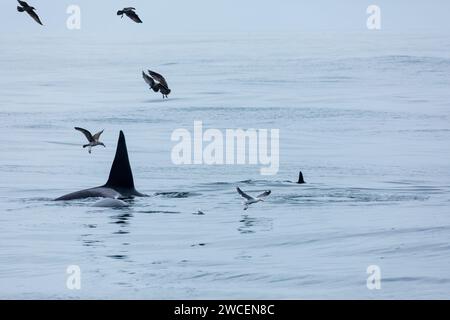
[297,171,306,184]
[117,7,143,23]
[142,70,171,99]
[75,127,105,154]
[17,0,43,25]
[236,187,271,210]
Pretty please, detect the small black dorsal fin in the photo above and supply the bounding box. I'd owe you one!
[297,171,305,184]
[104,131,135,190]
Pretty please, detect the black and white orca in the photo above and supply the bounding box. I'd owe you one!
[55,131,146,201]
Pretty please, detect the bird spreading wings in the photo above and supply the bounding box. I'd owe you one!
[236,187,271,210]
[117,7,143,23]
[17,1,43,25]
[142,70,171,98]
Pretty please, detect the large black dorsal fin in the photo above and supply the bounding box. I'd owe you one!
[104,131,135,190]
[297,171,305,184]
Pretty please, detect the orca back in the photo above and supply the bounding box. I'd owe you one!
[55,130,145,201]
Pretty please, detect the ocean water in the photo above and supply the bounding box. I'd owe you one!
[0,32,450,299]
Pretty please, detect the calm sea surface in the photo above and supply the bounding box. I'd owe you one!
[0,33,449,298]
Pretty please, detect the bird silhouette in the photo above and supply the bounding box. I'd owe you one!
[17,1,43,25]
[117,7,143,23]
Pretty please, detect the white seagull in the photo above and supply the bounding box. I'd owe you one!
[74,127,105,154]
[236,187,271,210]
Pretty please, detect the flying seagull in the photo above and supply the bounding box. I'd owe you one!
[74,127,105,154]
[236,187,271,210]
[17,0,43,25]
[117,7,143,23]
[142,70,171,99]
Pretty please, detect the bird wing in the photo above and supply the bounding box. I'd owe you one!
[236,187,254,200]
[92,129,104,141]
[123,7,136,11]
[125,10,143,23]
[28,9,43,25]
[17,0,29,8]
[75,127,94,142]
[256,190,271,199]
[148,70,169,88]
[142,71,155,87]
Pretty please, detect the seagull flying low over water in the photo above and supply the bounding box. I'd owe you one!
[236,187,271,210]
[17,0,43,25]
[75,127,105,154]
[142,70,172,99]
[117,7,143,23]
